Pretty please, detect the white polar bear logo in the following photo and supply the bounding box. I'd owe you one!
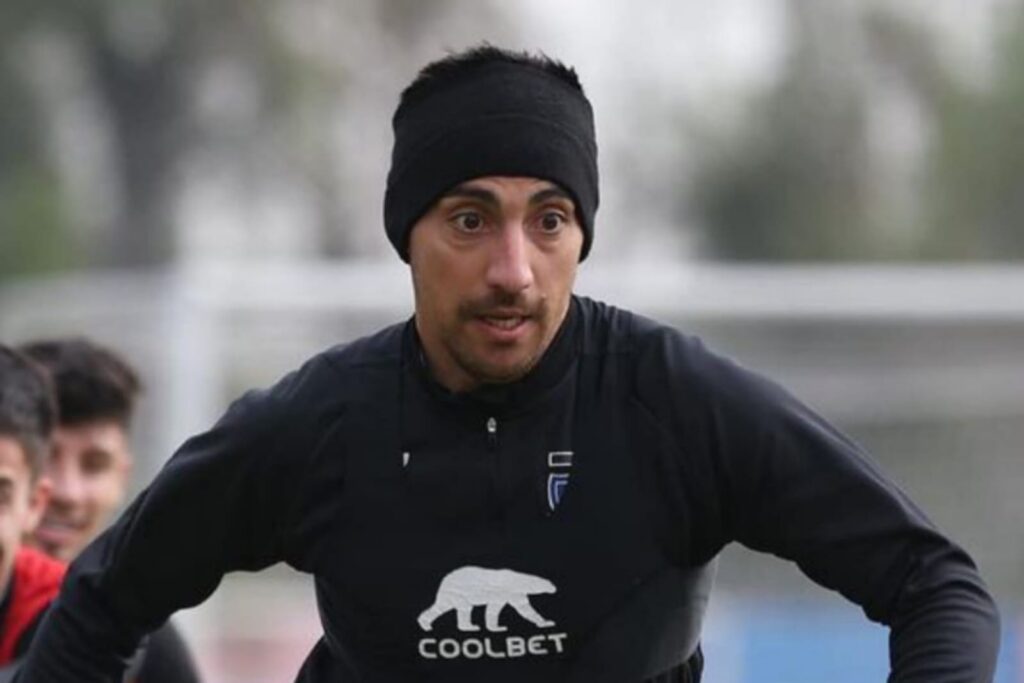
[417,566,557,633]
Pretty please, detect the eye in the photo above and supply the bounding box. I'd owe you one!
[451,211,484,233]
[537,211,567,233]
[81,449,114,475]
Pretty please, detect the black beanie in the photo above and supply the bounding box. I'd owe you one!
[384,60,599,262]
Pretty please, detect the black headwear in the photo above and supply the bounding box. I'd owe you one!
[384,60,599,261]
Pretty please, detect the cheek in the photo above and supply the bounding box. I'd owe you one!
[0,518,16,544]
[0,509,29,549]
[414,258,470,319]
[538,251,579,295]
[84,475,126,515]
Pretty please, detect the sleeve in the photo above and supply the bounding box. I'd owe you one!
[12,607,47,659]
[640,331,1000,682]
[17,360,331,683]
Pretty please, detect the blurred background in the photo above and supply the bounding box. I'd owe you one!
[1,0,1022,680]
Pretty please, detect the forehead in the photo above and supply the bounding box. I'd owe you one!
[440,177,573,203]
[52,421,130,458]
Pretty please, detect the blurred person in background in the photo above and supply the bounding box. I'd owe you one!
[19,339,200,683]
[18,46,999,682]
[0,346,60,680]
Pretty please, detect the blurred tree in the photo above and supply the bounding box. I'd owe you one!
[861,4,1024,259]
[0,7,77,279]
[688,0,1024,262]
[0,0,360,269]
[0,0,202,268]
[687,0,877,261]
[921,4,1024,259]
[0,0,509,272]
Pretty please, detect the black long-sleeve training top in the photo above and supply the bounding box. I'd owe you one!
[19,296,999,682]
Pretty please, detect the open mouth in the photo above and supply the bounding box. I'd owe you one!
[35,516,87,544]
[481,316,527,330]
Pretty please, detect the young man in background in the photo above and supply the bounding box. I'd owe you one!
[0,346,60,676]
[20,339,200,683]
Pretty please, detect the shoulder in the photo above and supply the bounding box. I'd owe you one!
[319,319,406,374]
[226,320,408,427]
[574,294,715,380]
[574,295,714,365]
[575,295,788,425]
[12,547,66,596]
[6,549,66,660]
[285,320,405,398]
[573,295,650,359]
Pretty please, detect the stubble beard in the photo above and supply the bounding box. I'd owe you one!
[446,293,550,387]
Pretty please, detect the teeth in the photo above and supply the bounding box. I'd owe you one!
[485,317,523,330]
[41,519,79,531]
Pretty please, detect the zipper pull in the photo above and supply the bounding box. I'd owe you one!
[486,416,498,449]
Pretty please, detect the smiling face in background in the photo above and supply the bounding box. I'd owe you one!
[408,176,584,393]
[31,421,131,562]
[17,338,140,563]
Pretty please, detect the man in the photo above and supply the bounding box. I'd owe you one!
[18,339,200,683]
[17,339,136,564]
[20,46,999,682]
[0,347,60,675]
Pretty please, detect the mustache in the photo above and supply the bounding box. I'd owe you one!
[458,292,546,319]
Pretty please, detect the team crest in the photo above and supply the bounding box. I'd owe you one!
[546,451,573,512]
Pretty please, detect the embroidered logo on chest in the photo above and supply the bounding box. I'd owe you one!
[417,566,568,660]
[546,451,573,512]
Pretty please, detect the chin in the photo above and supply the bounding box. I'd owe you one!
[43,544,71,562]
[479,370,528,386]
[54,539,84,563]
[473,356,539,385]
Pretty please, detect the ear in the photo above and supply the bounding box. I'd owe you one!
[23,475,52,535]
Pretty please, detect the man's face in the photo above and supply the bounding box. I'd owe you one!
[0,436,49,592]
[31,421,131,562]
[408,176,584,392]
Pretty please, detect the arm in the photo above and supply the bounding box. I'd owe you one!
[727,392,998,681]
[0,664,19,683]
[641,331,999,682]
[17,359,331,682]
[135,622,202,683]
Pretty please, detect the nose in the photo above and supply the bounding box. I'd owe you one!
[48,459,86,507]
[485,222,534,294]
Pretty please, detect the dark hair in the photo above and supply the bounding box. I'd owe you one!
[0,344,56,478]
[398,44,585,112]
[19,338,141,428]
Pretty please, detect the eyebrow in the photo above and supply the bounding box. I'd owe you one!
[80,447,115,465]
[442,186,500,207]
[441,184,574,208]
[529,187,574,206]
